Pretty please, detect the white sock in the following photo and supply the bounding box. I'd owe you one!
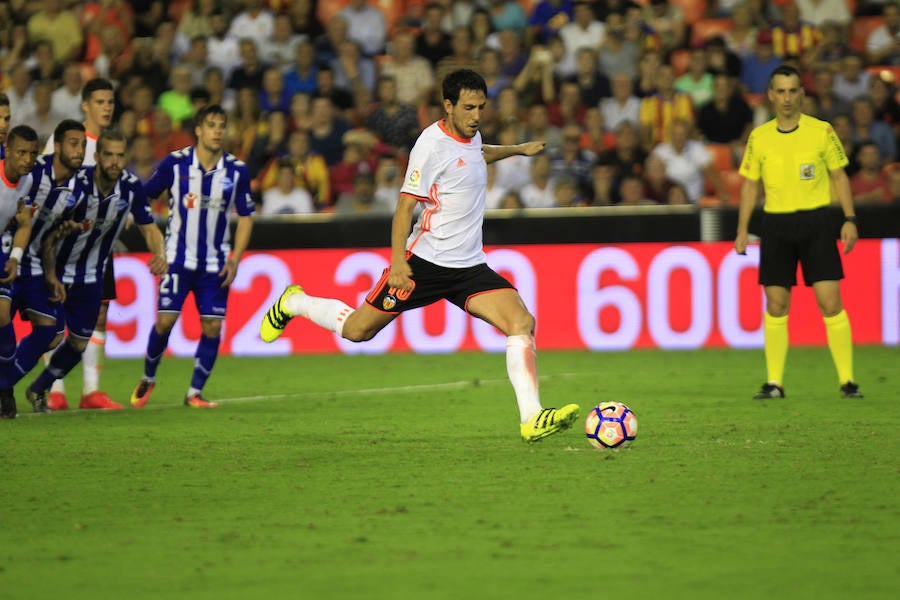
[506,334,542,423]
[285,292,354,338]
[82,330,105,394]
[45,351,65,395]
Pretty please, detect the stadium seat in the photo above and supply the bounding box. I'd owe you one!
[849,16,884,53]
[690,18,733,46]
[706,143,734,172]
[720,169,744,205]
[668,0,707,25]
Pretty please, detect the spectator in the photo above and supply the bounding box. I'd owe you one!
[833,53,872,104]
[850,97,897,162]
[470,8,495,57]
[381,29,436,108]
[866,3,900,66]
[528,0,574,44]
[227,87,261,159]
[436,27,479,86]
[549,122,595,198]
[288,91,312,132]
[4,63,33,117]
[594,0,643,22]
[480,48,512,100]
[51,63,84,121]
[26,0,82,63]
[705,35,744,79]
[523,102,562,155]
[599,120,647,199]
[315,66,356,117]
[652,118,727,204]
[618,173,652,205]
[123,37,169,97]
[745,0,782,29]
[80,0,134,64]
[308,94,351,166]
[246,109,290,181]
[794,0,850,28]
[520,153,557,208]
[149,108,194,160]
[287,0,325,40]
[868,75,900,141]
[740,30,781,94]
[849,140,888,204]
[257,128,330,209]
[179,36,210,88]
[697,72,753,157]
[581,106,614,155]
[339,0,387,57]
[642,0,686,53]
[598,12,639,78]
[511,43,556,107]
[416,3,453,68]
[335,171,390,215]
[229,39,267,92]
[484,162,510,209]
[331,40,378,106]
[126,133,158,185]
[634,49,663,98]
[372,154,403,213]
[284,41,319,98]
[723,2,759,58]
[674,45,714,108]
[832,113,858,170]
[203,67,236,115]
[806,20,852,73]
[638,63,694,150]
[16,81,60,147]
[588,156,616,205]
[207,10,241,79]
[559,1,606,74]
[228,0,275,52]
[176,0,216,45]
[487,0,529,34]
[259,66,292,114]
[366,76,420,153]
[27,40,63,87]
[498,190,526,209]
[262,158,316,215]
[771,2,822,61]
[553,177,584,207]
[261,13,302,71]
[493,124,534,190]
[572,47,611,107]
[600,71,640,132]
[812,67,851,123]
[130,83,155,137]
[885,162,900,203]
[641,153,689,204]
[548,79,588,127]
[157,64,195,128]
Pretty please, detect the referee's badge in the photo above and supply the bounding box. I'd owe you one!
[799,164,815,180]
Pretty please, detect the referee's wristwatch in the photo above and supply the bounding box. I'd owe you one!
[843,215,858,225]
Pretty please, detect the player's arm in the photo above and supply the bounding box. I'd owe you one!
[388,194,418,293]
[40,221,79,303]
[735,176,759,255]
[138,223,167,276]
[0,200,32,284]
[482,142,546,164]
[219,214,253,287]
[829,167,858,254]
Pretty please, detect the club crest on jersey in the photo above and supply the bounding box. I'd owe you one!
[407,168,421,191]
[799,164,815,180]
[81,218,93,232]
[184,192,198,209]
[382,295,396,310]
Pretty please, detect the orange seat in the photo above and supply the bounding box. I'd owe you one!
[706,143,734,172]
[668,0,707,26]
[720,169,744,206]
[691,18,733,46]
[743,93,766,109]
[849,16,884,54]
[866,65,900,85]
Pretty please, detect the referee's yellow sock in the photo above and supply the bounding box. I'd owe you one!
[764,312,788,386]
[824,309,854,384]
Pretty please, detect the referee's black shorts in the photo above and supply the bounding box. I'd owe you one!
[759,207,843,288]
[365,253,515,314]
[101,258,117,302]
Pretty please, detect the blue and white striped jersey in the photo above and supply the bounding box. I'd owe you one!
[144,146,255,273]
[0,160,33,264]
[21,154,84,277]
[55,166,155,285]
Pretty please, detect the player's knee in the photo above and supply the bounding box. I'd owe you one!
[201,319,223,338]
[341,324,377,343]
[47,334,64,351]
[507,311,536,336]
[818,299,843,317]
[68,338,88,353]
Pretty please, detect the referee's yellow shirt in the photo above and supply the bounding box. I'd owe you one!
[739,113,849,213]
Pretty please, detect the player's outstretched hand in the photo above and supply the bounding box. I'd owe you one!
[520,141,546,156]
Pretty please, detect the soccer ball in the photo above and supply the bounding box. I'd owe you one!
[585,402,638,449]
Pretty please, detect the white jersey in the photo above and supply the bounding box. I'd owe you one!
[0,163,33,262]
[43,131,97,166]
[400,120,488,268]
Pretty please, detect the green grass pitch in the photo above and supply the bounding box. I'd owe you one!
[1,346,897,600]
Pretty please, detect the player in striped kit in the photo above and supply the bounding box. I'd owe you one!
[42,78,117,411]
[130,104,255,409]
[0,125,39,418]
[5,119,86,413]
[23,130,166,411]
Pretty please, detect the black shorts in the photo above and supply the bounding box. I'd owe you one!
[759,207,843,287]
[365,253,515,314]
[101,259,117,302]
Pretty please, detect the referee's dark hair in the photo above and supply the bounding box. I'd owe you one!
[768,64,802,87]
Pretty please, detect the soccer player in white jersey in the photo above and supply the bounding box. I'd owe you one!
[130,105,255,409]
[42,78,116,411]
[0,125,38,418]
[23,129,166,412]
[260,69,580,442]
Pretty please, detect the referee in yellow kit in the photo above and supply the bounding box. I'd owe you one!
[735,64,863,400]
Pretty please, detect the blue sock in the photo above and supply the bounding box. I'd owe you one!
[144,327,171,380]
[0,322,15,389]
[11,325,58,386]
[31,340,83,393]
[190,335,220,391]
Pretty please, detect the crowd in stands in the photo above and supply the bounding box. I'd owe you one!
[3,0,900,218]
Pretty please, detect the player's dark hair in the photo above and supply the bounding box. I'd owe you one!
[0,92,9,108]
[442,69,487,105]
[82,77,115,101]
[768,64,802,88]
[194,104,227,125]
[7,124,38,145]
[97,128,126,152]
[54,119,86,144]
